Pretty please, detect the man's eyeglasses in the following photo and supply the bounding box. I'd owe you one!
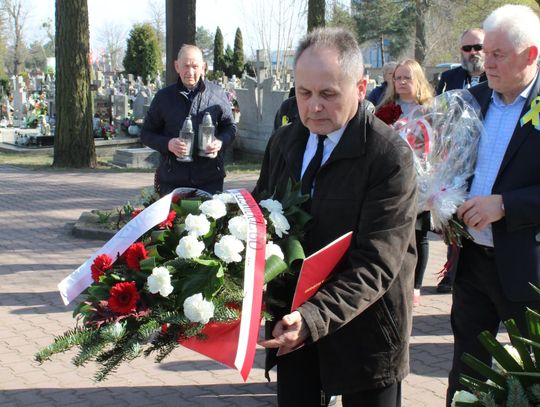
[461,44,483,52]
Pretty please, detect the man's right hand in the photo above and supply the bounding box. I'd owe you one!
[168,138,187,157]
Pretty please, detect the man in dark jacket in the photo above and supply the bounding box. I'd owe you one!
[254,27,417,407]
[436,28,487,95]
[141,44,236,196]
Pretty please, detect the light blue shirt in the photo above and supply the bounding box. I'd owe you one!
[301,127,345,193]
[467,78,536,246]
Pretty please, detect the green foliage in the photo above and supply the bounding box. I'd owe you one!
[232,28,244,77]
[327,1,358,37]
[123,23,162,84]
[213,27,225,73]
[223,45,234,77]
[457,285,540,406]
[352,0,415,61]
[196,26,214,65]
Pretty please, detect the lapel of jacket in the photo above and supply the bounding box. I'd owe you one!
[322,103,367,168]
[495,72,540,180]
[279,121,310,182]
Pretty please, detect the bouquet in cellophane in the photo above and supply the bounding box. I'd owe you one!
[394,89,485,246]
[35,185,309,381]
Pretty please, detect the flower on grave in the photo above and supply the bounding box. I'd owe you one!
[214,235,245,263]
[147,267,174,297]
[184,213,211,237]
[199,198,227,219]
[266,241,284,260]
[108,281,140,314]
[124,242,148,271]
[158,210,176,229]
[176,235,205,259]
[228,215,248,241]
[91,254,113,282]
[183,293,215,324]
[259,198,284,214]
[269,211,290,238]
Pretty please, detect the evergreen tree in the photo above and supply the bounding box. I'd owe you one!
[223,44,234,77]
[308,0,326,32]
[232,28,244,77]
[53,0,95,168]
[196,26,214,66]
[123,23,162,83]
[353,0,414,64]
[213,26,224,73]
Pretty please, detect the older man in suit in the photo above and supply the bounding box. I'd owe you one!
[255,27,417,407]
[447,4,540,406]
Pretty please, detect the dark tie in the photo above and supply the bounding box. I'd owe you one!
[301,135,327,195]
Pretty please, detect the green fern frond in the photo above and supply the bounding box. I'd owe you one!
[72,338,109,367]
[35,327,98,363]
[506,376,532,407]
[527,383,540,403]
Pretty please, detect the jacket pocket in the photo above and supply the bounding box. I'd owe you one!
[375,297,401,351]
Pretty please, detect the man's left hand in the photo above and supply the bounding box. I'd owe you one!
[205,138,223,158]
[457,194,505,230]
[258,311,310,350]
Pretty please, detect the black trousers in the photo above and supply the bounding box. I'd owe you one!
[446,239,540,406]
[277,343,401,407]
[414,229,429,289]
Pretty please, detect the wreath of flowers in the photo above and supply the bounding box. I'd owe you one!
[35,186,309,381]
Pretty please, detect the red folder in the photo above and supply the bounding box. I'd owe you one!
[291,231,353,311]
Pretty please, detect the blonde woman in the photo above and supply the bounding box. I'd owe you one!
[376,58,434,306]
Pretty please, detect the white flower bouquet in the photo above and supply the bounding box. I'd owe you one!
[395,89,485,245]
[36,187,309,381]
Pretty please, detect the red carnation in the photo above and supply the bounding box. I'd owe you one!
[108,281,140,314]
[159,210,176,229]
[131,208,143,219]
[91,254,113,282]
[124,242,148,271]
[375,103,403,125]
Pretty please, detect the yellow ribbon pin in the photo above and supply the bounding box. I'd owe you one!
[520,96,540,130]
[281,115,290,126]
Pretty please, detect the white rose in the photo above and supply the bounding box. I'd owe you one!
[176,235,205,259]
[184,213,210,237]
[228,215,248,241]
[183,293,215,324]
[265,241,284,260]
[147,266,174,297]
[214,235,245,263]
[269,211,290,238]
[199,199,227,219]
[451,390,478,407]
[213,193,236,204]
[259,199,283,214]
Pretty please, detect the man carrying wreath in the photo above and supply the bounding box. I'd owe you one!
[254,27,417,407]
[447,4,540,406]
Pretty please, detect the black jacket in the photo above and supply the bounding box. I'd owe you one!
[254,103,417,393]
[141,79,236,191]
[436,66,487,95]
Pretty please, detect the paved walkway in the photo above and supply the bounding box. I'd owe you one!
[1,165,454,406]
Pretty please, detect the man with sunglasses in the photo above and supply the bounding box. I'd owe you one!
[436,28,487,95]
